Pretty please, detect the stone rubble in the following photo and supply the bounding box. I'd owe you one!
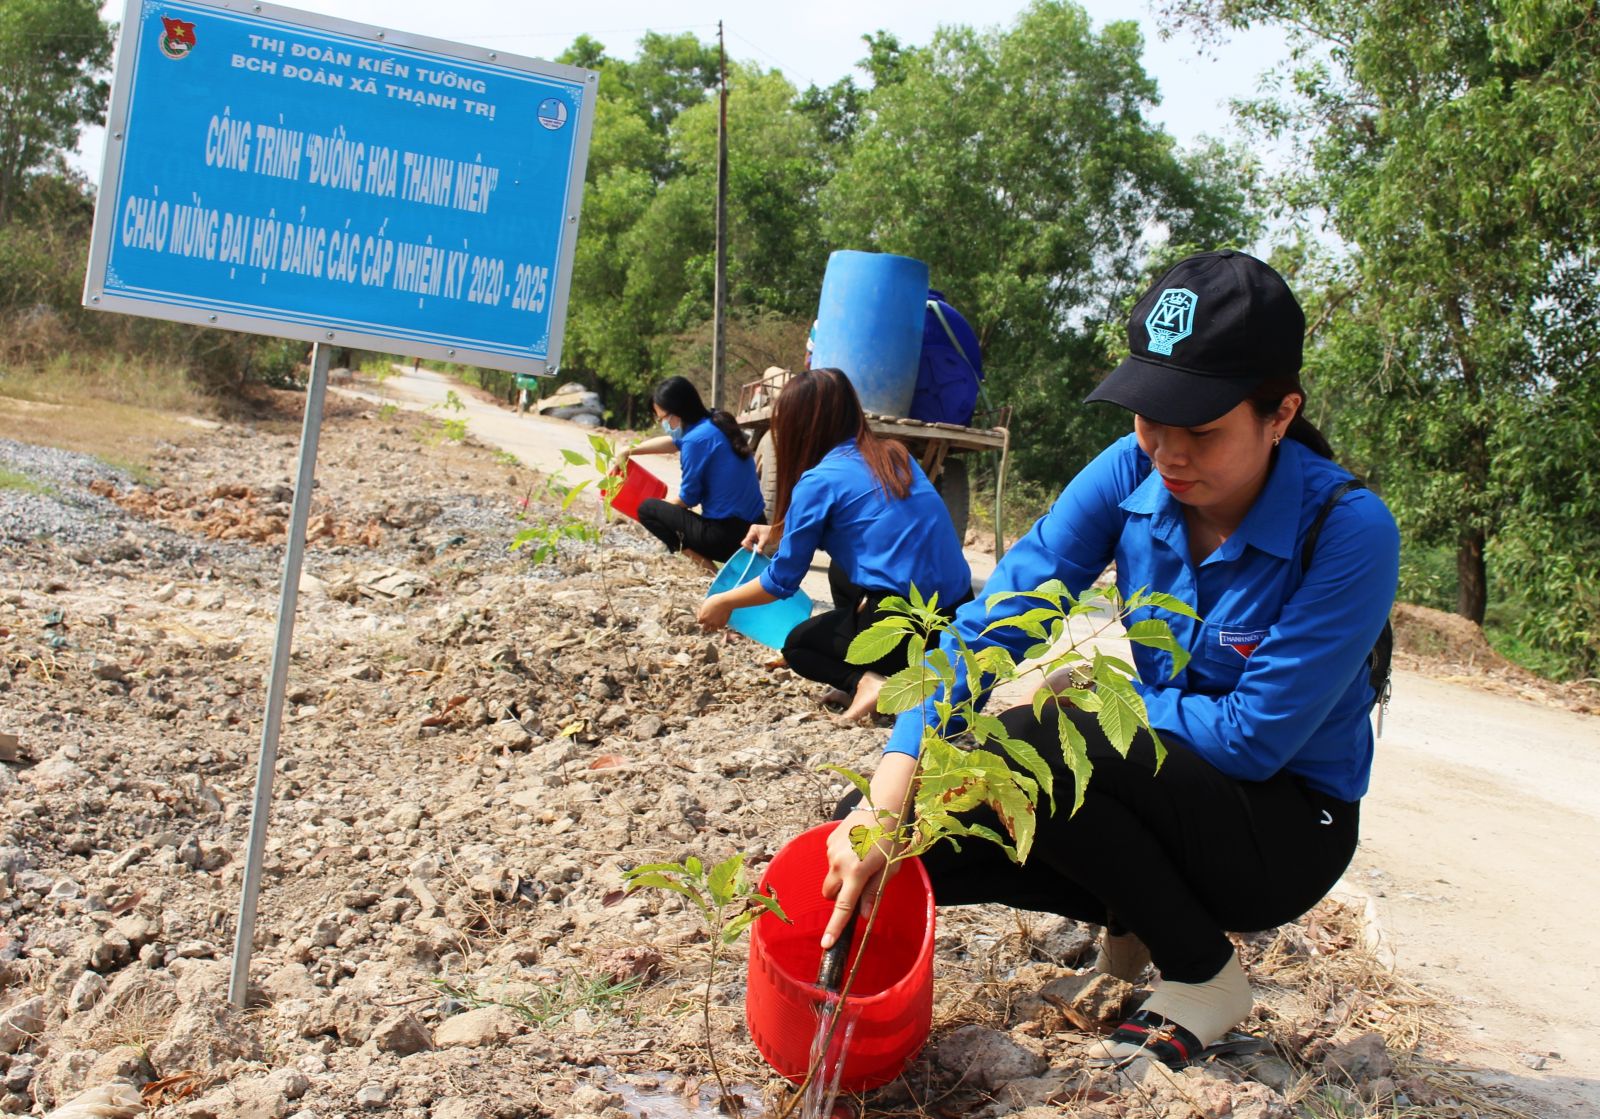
[0,403,1493,1117]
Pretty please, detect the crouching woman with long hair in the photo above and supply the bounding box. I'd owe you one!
[696,368,972,720]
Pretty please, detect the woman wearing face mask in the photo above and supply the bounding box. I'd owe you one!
[820,251,1399,1068]
[618,376,766,572]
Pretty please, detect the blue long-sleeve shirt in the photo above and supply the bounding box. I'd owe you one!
[758,441,971,605]
[677,417,765,523]
[885,434,1399,801]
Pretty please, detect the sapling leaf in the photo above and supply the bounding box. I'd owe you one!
[1065,687,1103,712]
[1057,714,1093,817]
[723,911,758,943]
[956,820,1011,854]
[623,873,708,913]
[994,730,1054,807]
[877,594,913,617]
[560,448,589,467]
[969,711,1006,746]
[1032,685,1052,721]
[749,889,788,922]
[625,861,697,876]
[877,664,937,713]
[987,776,1038,863]
[560,478,593,510]
[846,625,909,666]
[587,433,612,455]
[1092,650,1139,679]
[685,855,703,877]
[707,854,743,907]
[822,764,873,801]
[975,645,1016,676]
[981,606,1059,638]
[847,823,886,860]
[1125,619,1192,676]
[1095,679,1145,757]
[1132,590,1202,620]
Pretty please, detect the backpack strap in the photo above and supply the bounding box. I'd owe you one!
[1302,479,1395,734]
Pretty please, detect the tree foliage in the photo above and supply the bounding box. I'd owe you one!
[821,0,1260,482]
[1161,0,1600,673]
[0,0,113,227]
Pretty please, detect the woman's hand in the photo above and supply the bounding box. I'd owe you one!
[614,445,632,471]
[696,593,734,634]
[820,752,918,948]
[821,806,906,949]
[742,523,773,554]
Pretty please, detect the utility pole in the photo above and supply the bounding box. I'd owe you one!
[712,19,729,410]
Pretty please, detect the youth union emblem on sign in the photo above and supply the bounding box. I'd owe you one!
[159,16,196,59]
[1144,287,1197,356]
[536,97,569,131]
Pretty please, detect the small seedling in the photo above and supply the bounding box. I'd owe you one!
[430,972,641,1028]
[509,516,600,565]
[624,853,788,1114]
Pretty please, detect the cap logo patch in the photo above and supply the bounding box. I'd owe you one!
[1145,287,1197,356]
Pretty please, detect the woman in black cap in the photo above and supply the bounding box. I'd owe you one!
[819,250,1400,1066]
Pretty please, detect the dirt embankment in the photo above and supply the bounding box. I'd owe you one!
[0,402,1557,1118]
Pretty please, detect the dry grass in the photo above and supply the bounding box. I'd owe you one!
[1246,900,1538,1119]
[87,983,176,1061]
[0,392,204,484]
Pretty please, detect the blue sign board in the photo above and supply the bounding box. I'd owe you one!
[85,0,597,374]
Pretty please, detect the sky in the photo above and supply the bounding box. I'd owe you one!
[72,0,1292,184]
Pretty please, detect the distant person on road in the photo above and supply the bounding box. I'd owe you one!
[821,251,1400,1068]
[619,377,765,574]
[696,367,972,722]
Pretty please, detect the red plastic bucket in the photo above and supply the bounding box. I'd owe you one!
[609,461,667,522]
[747,822,935,1092]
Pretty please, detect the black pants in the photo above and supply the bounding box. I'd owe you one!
[636,499,754,564]
[784,583,973,692]
[839,703,1357,983]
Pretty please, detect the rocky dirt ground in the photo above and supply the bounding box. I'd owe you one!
[0,397,1556,1118]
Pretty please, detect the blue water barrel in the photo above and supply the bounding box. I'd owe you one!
[811,250,929,418]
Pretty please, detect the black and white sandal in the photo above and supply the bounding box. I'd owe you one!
[1090,1010,1205,1069]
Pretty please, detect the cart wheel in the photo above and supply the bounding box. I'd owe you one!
[755,431,779,523]
[936,457,970,543]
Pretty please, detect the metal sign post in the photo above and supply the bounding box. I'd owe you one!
[228,343,329,1006]
[81,0,598,1009]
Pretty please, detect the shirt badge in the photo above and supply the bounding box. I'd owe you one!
[1219,628,1269,660]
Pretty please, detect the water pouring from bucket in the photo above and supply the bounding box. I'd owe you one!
[746,823,936,1101]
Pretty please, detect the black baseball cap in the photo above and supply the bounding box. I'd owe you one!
[1085,249,1305,427]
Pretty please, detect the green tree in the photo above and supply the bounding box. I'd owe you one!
[0,0,113,227]
[1162,1,1600,660]
[824,0,1259,483]
[561,37,827,403]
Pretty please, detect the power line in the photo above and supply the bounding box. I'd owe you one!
[723,27,820,89]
